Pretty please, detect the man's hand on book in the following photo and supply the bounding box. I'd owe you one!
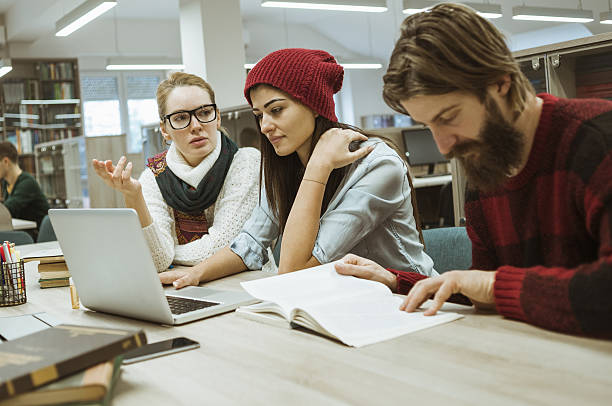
[335,254,398,292]
[159,268,202,289]
[400,270,496,315]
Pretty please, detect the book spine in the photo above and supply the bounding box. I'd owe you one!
[0,331,146,400]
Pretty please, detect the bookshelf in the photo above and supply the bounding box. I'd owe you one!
[0,59,82,175]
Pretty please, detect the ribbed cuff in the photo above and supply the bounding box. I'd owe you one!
[386,268,428,295]
[494,266,528,321]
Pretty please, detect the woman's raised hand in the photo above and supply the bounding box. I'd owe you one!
[91,156,141,198]
[308,128,373,172]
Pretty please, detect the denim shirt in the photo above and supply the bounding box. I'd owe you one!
[230,139,437,277]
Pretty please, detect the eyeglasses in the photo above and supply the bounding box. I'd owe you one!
[163,104,217,130]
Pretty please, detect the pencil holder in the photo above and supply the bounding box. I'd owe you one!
[0,260,26,306]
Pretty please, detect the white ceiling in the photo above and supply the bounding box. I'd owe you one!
[2,0,612,63]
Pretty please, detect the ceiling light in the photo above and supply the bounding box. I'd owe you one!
[601,10,612,24]
[0,58,12,78]
[402,0,436,15]
[464,2,502,19]
[261,0,387,13]
[56,0,117,37]
[512,6,594,23]
[105,57,184,71]
[245,62,381,69]
[341,63,382,69]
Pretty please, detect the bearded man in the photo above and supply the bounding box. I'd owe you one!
[335,3,612,338]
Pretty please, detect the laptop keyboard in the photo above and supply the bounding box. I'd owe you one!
[166,296,219,315]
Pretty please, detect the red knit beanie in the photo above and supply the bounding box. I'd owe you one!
[244,48,344,122]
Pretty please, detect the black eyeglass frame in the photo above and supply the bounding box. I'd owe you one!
[163,103,217,130]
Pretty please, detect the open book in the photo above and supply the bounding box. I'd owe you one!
[239,262,463,347]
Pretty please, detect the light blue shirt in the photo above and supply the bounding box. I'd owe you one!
[230,139,437,277]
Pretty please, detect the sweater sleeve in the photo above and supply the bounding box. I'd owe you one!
[494,147,612,338]
[172,148,260,266]
[3,176,38,218]
[140,168,177,272]
[387,268,472,306]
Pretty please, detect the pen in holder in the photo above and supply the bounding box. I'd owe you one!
[0,260,26,306]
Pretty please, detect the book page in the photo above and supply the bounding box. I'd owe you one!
[241,262,391,315]
[299,294,463,347]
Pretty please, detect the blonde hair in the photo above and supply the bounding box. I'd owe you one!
[383,3,534,119]
[156,72,216,119]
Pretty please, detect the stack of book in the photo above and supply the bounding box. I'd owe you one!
[0,323,147,406]
[22,250,70,289]
[38,258,70,288]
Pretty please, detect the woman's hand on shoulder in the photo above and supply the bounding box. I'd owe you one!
[309,128,373,172]
[158,267,203,289]
[91,156,141,199]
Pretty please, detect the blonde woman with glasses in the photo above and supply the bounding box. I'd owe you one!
[92,72,260,272]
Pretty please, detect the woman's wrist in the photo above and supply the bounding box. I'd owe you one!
[304,161,332,184]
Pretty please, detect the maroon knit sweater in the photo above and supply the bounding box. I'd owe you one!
[390,94,612,338]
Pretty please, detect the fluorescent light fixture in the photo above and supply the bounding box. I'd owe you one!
[56,0,117,37]
[402,0,435,15]
[22,99,80,105]
[245,61,381,69]
[464,2,502,19]
[55,113,81,119]
[601,11,612,24]
[4,113,39,120]
[341,63,382,69]
[261,0,387,13]
[106,57,184,71]
[512,6,594,23]
[106,64,184,70]
[0,58,12,78]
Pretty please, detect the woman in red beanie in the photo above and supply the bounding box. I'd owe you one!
[160,48,436,289]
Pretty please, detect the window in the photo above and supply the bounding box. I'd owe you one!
[126,75,160,152]
[80,72,162,152]
[81,76,122,137]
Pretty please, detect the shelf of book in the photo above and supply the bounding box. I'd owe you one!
[0,59,83,169]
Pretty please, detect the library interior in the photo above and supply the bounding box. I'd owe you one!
[0,1,611,405]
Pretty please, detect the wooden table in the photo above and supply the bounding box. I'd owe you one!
[2,242,611,405]
[11,218,37,230]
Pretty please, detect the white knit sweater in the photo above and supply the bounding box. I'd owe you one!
[140,138,261,272]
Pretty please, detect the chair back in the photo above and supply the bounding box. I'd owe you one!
[0,203,12,231]
[423,227,472,273]
[37,215,57,242]
[0,230,34,245]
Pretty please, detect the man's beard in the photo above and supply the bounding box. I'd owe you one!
[445,96,525,192]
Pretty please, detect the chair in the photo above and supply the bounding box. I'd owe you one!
[0,203,13,231]
[423,227,472,273]
[37,215,57,243]
[0,230,34,245]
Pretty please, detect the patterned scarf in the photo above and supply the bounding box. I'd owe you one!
[146,133,238,243]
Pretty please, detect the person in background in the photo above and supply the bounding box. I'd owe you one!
[160,48,434,289]
[0,141,49,233]
[335,3,612,338]
[92,72,260,272]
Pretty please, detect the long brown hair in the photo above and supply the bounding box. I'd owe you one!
[257,113,424,244]
[383,3,534,120]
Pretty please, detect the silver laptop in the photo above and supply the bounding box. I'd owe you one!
[49,208,256,325]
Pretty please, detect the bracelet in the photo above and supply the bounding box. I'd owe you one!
[302,178,327,186]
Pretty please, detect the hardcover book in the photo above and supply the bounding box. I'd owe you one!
[239,262,463,347]
[0,325,146,401]
[0,357,121,406]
